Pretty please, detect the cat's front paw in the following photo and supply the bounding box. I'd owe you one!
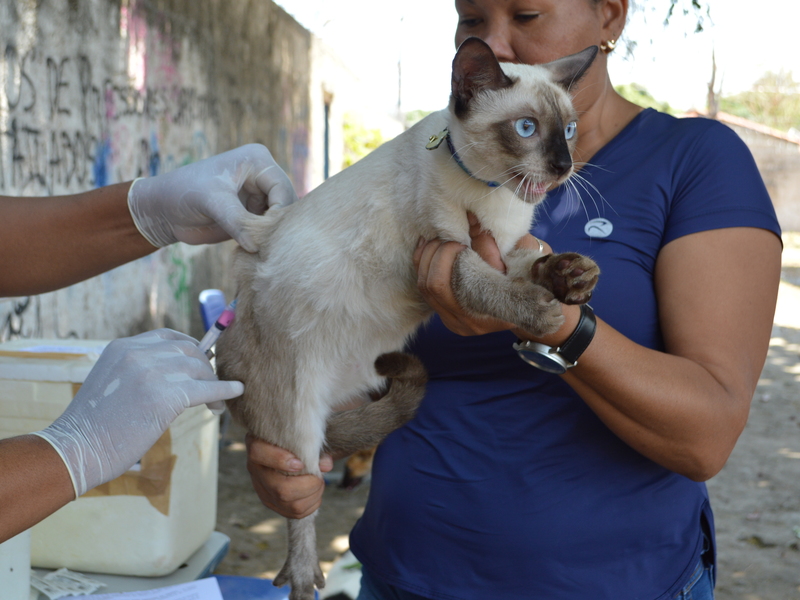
[532,252,599,305]
[515,288,565,337]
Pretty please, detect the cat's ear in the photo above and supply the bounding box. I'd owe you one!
[541,46,599,92]
[451,37,514,117]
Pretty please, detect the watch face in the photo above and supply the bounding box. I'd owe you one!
[516,348,568,374]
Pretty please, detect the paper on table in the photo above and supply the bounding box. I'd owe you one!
[68,578,223,600]
[31,568,106,599]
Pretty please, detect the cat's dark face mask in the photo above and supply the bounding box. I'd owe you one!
[449,38,596,201]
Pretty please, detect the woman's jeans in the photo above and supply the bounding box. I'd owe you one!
[674,557,715,600]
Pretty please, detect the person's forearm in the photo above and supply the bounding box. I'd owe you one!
[0,182,157,296]
[0,435,74,543]
[562,319,758,481]
[516,306,749,480]
[518,228,780,481]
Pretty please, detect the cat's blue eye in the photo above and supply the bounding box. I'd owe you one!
[564,121,577,140]
[515,118,536,138]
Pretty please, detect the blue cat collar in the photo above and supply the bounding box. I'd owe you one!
[426,128,500,188]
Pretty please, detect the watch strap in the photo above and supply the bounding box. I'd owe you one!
[557,303,596,366]
[513,304,597,373]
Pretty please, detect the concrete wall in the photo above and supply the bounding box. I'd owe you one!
[726,124,800,233]
[0,0,313,341]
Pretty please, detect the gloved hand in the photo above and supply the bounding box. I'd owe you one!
[33,329,244,499]
[127,144,298,252]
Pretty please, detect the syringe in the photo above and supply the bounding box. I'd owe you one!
[198,298,238,359]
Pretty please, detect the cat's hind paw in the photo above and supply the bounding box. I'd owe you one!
[274,560,325,600]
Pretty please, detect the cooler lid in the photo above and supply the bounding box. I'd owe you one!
[0,339,109,383]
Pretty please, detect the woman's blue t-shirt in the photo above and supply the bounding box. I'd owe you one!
[349,109,781,599]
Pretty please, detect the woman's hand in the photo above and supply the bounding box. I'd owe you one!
[413,213,552,336]
[245,436,334,519]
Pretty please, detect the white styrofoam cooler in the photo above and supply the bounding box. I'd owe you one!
[0,529,31,600]
[0,339,220,577]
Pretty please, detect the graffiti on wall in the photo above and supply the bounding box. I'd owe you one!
[0,2,222,340]
[0,297,37,342]
[0,0,314,341]
[0,44,219,195]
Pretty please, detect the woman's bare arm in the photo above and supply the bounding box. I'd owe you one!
[415,227,781,481]
[561,227,781,480]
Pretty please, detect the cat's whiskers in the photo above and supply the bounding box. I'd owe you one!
[506,182,519,222]
[451,140,481,163]
[450,139,510,187]
[497,166,529,199]
[467,169,527,223]
[569,80,602,112]
[562,178,592,223]
[570,170,617,216]
[504,164,556,205]
[453,139,479,153]
[512,172,529,204]
[573,160,611,175]
[498,162,528,180]
[567,174,596,220]
[572,162,617,212]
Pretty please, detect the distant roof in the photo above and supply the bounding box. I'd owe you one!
[680,110,800,146]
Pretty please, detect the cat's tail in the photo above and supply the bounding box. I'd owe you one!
[323,352,427,458]
[236,205,287,258]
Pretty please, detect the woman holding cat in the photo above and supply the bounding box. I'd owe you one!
[247,1,782,598]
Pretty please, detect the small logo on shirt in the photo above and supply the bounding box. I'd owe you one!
[584,218,613,238]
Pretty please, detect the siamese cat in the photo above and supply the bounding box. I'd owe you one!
[216,38,600,600]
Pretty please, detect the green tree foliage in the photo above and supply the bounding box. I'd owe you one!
[342,110,434,169]
[719,71,800,132]
[615,83,676,115]
[404,109,432,129]
[342,113,385,168]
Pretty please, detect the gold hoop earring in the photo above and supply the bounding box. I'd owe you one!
[600,38,617,53]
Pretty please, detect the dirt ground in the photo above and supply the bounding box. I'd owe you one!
[212,233,800,599]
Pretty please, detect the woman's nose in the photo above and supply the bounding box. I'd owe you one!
[482,27,517,62]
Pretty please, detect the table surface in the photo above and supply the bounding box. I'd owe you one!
[30,531,230,597]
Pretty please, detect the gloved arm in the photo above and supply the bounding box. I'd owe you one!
[33,329,244,498]
[0,144,296,296]
[128,143,298,252]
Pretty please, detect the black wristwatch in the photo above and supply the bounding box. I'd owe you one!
[513,304,597,374]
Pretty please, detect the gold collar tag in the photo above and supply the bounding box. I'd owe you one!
[425,129,449,150]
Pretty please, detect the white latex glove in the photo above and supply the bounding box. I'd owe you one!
[127,143,298,252]
[33,329,244,499]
